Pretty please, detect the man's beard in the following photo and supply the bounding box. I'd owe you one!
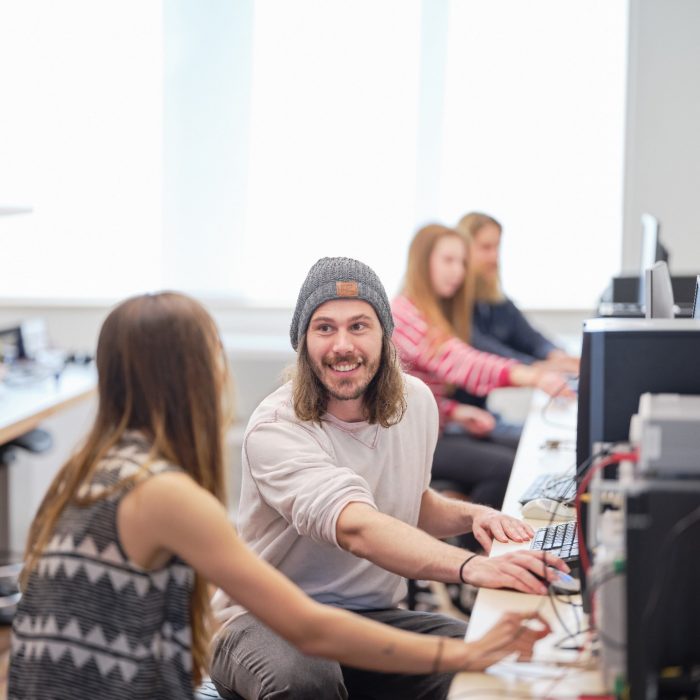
[312,351,380,402]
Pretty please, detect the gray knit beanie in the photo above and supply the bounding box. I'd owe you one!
[290,257,394,350]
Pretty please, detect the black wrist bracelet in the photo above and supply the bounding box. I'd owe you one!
[458,553,480,584]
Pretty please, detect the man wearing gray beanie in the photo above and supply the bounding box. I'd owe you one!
[211,257,567,699]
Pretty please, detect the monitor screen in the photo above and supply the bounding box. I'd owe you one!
[644,261,674,319]
[639,213,660,272]
[693,275,700,320]
[0,326,22,363]
[637,213,668,305]
[576,318,700,473]
[575,318,700,607]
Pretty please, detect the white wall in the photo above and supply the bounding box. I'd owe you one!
[0,300,585,432]
[622,0,700,273]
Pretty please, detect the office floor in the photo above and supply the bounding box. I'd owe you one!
[0,584,475,700]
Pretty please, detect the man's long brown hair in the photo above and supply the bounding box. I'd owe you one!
[22,292,231,687]
[292,335,406,427]
[455,212,505,303]
[402,224,474,343]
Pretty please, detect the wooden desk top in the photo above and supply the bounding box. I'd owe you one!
[0,365,96,446]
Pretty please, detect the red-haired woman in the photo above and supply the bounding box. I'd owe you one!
[392,225,570,509]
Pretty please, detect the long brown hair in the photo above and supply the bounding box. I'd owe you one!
[455,212,504,303]
[22,292,232,686]
[292,335,406,428]
[402,224,474,343]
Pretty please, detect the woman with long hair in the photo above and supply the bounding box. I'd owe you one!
[392,225,571,510]
[8,291,550,700]
[456,212,580,374]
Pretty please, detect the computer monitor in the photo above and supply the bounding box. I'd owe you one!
[576,318,700,608]
[576,318,700,471]
[693,275,700,320]
[637,213,669,305]
[0,326,23,363]
[644,261,674,319]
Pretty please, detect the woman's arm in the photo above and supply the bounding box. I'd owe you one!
[392,296,515,396]
[392,296,571,398]
[508,363,574,398]
[118,471,550,674]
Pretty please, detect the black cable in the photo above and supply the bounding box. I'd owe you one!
[473,448,613,674]
[553,626,591,651]
[552,593,583,607]
[547,584,576,640]
[463,439,623,690]
[521,448,617,651]
[540,376,578,430]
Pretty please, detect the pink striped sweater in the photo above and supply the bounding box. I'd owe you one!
[391,294,516,428]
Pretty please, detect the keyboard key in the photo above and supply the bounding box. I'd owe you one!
[520,473,577,505]
[529,521,579,563]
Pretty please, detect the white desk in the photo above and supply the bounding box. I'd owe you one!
[0,365,96,446]
[0,365,97,552]
[453,392,607,697]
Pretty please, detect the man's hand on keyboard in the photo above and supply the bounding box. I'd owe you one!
[460,550,570,595]
[470,505,534,553]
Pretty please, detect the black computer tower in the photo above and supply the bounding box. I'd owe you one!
[625,480,700,700]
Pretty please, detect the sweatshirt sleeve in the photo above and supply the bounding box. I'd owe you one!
[243,418,377,547]
[504,299,558,360]
[470,324,540,365]
[392,295,517,397]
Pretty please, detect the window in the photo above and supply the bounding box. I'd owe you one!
[438,0,628,309]
[0,1,163,299]
[0,1,628,309]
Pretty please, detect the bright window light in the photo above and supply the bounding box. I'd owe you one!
[439,0,628,309]
[240,0,422,302]
[0,1,163,299]
[0,1,627,310]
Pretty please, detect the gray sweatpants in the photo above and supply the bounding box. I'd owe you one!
[210,608,467,700]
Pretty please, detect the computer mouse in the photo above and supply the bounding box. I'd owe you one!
[540,568,580,594]
[566,375,579,393]
[520,498,575,521]
[532,567,580,594]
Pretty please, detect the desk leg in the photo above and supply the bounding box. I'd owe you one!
[0,463,8,555]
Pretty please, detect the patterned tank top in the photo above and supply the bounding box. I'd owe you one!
[8,434,197,700]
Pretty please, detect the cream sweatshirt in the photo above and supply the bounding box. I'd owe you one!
[213,373,438,625]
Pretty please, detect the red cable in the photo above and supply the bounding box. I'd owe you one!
[575,451,637,574]
[575,450,637,626]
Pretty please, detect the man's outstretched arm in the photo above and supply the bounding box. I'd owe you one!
[416,488,532,552]
[336,501,567,595]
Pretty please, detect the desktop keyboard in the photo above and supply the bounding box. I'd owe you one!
[519,473,576,504]
[530,521,579,563]
[598,301,694,319]
[597,302,644,318]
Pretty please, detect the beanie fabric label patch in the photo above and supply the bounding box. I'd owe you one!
[336,281,359,297]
